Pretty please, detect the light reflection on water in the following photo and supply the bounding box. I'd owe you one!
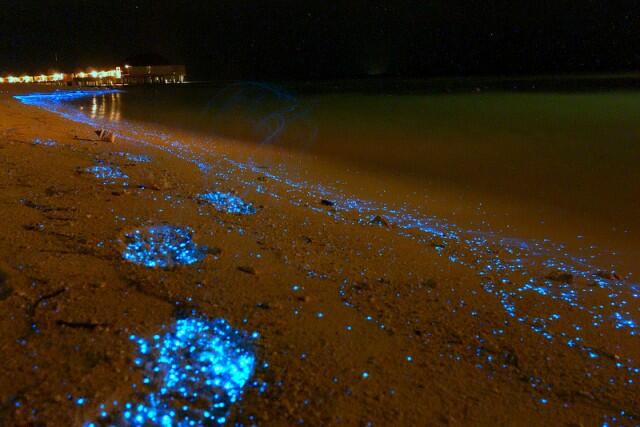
[88,91,121,121]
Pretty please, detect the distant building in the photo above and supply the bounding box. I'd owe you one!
[72,68,122,86]
[122,64,186,84]
[0,52,186,86]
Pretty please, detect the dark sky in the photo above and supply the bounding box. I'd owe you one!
[0,0,638,79]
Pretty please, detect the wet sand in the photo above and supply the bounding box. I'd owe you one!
[0,86,638,426]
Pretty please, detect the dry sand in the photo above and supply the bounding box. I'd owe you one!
[0,87,638,426]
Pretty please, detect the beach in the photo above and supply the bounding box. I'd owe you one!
[0,85,638,426]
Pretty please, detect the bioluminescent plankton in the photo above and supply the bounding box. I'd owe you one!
[113,151,152,163]
[84,163,129,185]
[85,316,262,426]
[121,225,208,268]
[32,138,57,146]
[198,192,256,215]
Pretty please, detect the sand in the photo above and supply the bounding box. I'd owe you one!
[0,86,638,426]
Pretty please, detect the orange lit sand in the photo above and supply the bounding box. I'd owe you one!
[0,86,637,425]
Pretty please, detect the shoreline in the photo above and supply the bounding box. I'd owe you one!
[56,84,640,276]
[0,88,638,425]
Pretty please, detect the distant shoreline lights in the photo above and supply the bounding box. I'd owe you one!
[0,68,120,84]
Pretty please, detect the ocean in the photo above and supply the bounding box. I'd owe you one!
[65,78,640,274]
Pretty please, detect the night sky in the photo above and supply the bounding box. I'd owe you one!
[1,0,638,80]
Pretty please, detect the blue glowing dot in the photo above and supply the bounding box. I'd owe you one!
[76,397,86,406]
[198,191,256,215]
[316,312,325,319]
[406,356,413,362]
[121,225,208,268]
[362,371,369,379]
[291,284,301,292]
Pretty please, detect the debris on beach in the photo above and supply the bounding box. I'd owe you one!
[237,265,256,275]
[95,129,116,143]
[370,215,390,227]
[0,268,12,300]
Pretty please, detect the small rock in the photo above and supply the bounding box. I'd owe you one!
[595,270,620,281]
[577,390,595,400]
[545,271,573,283]
[238,266,256,275]
[320,199,334,206]
[22,223,45,231]
[371,215,389,227]
[207,247,222,256]
[0,269,12,301]
[422,278,437,289]
[256,302,270,309]
[95,129,116,143]
[44,187,62,197]
[500,348,519,367]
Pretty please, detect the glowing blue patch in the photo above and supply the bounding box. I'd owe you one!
[122,225,208,268]
[86,317,258,426]
[199,192,256,215]
[85,164,128,184]
[32,138,57,146]
[114,152,152,163]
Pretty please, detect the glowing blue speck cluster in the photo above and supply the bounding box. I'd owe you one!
[198,192,256,215]
[32,138,57,146]
[114,151,153,163]
[122,225,208,268]
[86,317,258,426]
[85,164,129,184]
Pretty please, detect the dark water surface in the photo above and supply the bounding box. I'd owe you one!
[69,78,640,272]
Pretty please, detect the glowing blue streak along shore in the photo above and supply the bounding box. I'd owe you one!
[85,317,259,426]
[14,89,121,105]
[122,225,208,268]
[198,191,256,215]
